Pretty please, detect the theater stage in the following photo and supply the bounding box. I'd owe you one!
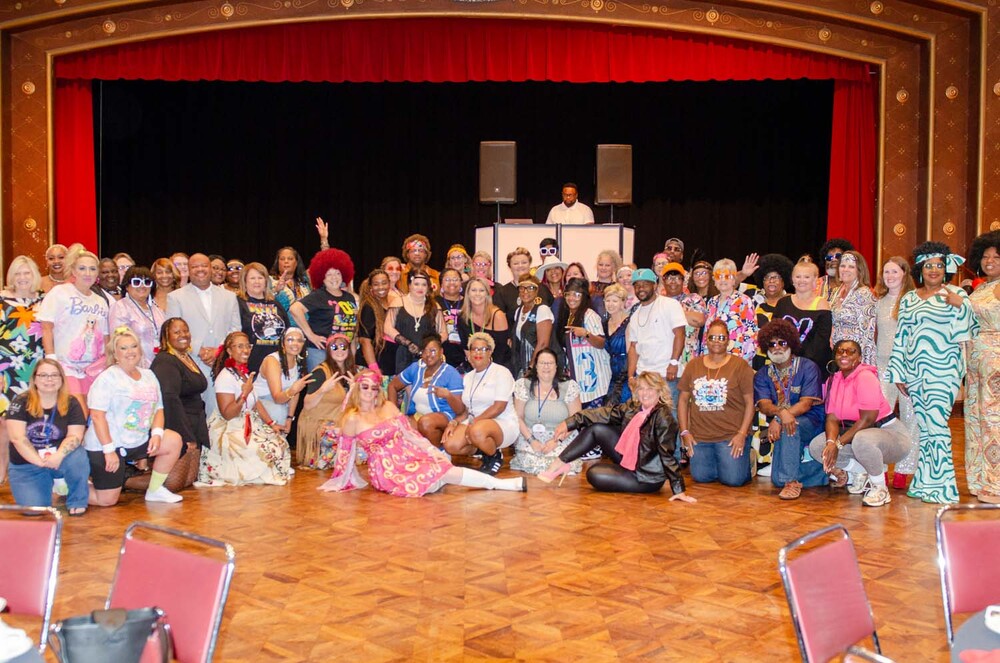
[2,421,968,662]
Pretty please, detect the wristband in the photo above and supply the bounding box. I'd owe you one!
[668,359,680,366]
[680,430,690,438]
[45,353,58,360]
[102,443,116,454]
[265,419,275,426]
[368,362,379,371]
[150,427,164,438]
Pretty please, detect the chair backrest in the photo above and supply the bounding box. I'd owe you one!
[778,524,880,662]
[935,504,1000,644]
[107,522,235,663]
[845,645,897,662]
[0,505,62,651]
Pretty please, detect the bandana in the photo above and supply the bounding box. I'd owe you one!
[915,252,965,273]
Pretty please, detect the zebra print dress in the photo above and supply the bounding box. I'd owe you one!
[887,286,978,503]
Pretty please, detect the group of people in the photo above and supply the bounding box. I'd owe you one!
[1,217,998,511]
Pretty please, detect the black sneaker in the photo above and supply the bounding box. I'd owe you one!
[479,449,503,475]
[579,446,602,462]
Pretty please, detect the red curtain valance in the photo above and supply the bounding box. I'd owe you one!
[55,18,868,84]
[53,18,875,257]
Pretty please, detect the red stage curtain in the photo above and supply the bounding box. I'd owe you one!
[53,17,875,251]
[827,80,877,263]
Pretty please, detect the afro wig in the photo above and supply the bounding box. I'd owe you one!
[757,318,802,355]
[755,253,795,289]
[819,238,854,261]
[968,230,1000,277]
[307,248,355,289]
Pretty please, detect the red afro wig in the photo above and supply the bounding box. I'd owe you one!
[307,248,355,290]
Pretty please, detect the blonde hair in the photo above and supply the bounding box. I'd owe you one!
[630,371,673,409]
[713,258,738,273]
[26,359,72,417]
[5,255,42,293]
[239,262,274,301]
[467,331,496,352]
[602,283,628,303]
[460,278,500,328]
[106,326,144,367]
[596,250,623,275]
[793,260,819,278]
[340,370,387,422]
[506,247,532,267]
[65,246,99,274]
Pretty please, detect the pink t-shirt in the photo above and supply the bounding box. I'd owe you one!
[826,364,891,421]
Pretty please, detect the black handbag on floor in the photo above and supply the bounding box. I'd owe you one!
[48,607,172,663]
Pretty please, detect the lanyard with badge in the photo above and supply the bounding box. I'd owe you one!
[37,407,59,459]
[532,384,555,438]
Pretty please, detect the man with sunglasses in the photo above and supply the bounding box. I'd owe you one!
[626,269,687,390]
[545,182,594,225]
[753,318,826,500]
[817,238,854,304]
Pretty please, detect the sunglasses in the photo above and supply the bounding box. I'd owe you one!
[473,261,491,268]
[129,277,154,288]
[706,334,728,342]
[664,274,683,282]
[767,340,789,349]
[518,285,538,291]
[825,252,843,262]
[539,247,559,256]
[328,343,349,351]
[923,262,946,270]
[227,265,243,272]
[713,270,737,279]
[358,383,379,391]
[835,347,860,356]
[469,347,492,354]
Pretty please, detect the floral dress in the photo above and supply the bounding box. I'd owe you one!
[199,367,292,486]
[318,414,452,497]
[0,293,44,415]
[510,378,584,475]
[701,292,758,362]
[887,287,978,503]
[965,281,1000,498]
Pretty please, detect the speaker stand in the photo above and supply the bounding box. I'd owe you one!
[609,205,615,224]
[495,202,502,224]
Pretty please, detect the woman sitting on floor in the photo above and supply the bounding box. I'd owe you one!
[5,360,89,515]
[387,333,465,448]
[317,368,526,496]
[199,331,292,486]
[298,333,356,469]
[538,371,694,502]
[510,348,583,476]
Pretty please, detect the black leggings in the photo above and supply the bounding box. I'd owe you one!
[558,423,664,494]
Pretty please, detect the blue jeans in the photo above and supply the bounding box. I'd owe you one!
[306,346,327,373]
[689,435,752,487]
[8,446,90,509]
[770,416,827,489]
[667,378,682,461]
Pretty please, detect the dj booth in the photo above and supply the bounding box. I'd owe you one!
[474,223,636,283]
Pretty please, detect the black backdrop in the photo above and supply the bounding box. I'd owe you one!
[96,79,832,277]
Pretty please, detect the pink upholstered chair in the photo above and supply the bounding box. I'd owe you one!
[778,524,883,662]
[0,505,62,652]
[935,503,1000,644]
[106,522,236,663]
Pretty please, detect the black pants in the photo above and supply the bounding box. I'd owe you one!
[558,423,664,494]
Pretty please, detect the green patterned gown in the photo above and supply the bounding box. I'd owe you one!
[887,286,978,503]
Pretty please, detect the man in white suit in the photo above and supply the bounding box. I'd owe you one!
[167,253,241,414]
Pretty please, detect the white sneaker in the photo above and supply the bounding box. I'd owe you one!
[847,472,870,495]
[145,486,183,503]
[757,464,772,477]
[862,485,891,507]
[52,478,69,496]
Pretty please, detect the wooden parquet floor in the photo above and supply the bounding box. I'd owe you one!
[2,420,976,662]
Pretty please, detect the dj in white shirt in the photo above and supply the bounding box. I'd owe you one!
[545,182,594,225]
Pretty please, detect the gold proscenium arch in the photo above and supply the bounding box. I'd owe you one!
[1,0,996,270]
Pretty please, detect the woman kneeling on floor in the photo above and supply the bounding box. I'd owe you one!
[318,368,526,496]
[538,371,695,502]
[85,327,185,506]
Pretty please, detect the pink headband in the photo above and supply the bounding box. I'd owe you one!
[407,241,428,252]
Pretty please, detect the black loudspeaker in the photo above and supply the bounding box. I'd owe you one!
[595,144,633,205]
[479,141,517,204]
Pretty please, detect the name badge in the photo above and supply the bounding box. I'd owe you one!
[531,423,547,437]
[38,446,57,459]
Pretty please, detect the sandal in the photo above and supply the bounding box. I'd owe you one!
[68,507,87,517]
[779,481,802,500]
[829,468,848,489]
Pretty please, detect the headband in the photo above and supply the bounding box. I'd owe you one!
[839,253,858,266]
[407,240,428,252]
[916,252,965,273]
[353,367,383,385]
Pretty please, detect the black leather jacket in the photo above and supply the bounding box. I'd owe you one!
[565,402,685,495]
